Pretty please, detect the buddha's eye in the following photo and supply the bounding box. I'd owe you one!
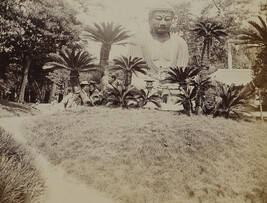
[154,16,162,20]
[165,17,172,21]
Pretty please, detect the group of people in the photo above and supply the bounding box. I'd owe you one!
[59,74,120,109]
[60,80,102,109]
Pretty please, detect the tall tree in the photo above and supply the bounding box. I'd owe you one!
[0,0,81,102]
[44,47,97,89]
[112,56,148,87]
[193,21,227,66]
[84,22,131,66]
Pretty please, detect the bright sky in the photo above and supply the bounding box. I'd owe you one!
[63,0,264,60]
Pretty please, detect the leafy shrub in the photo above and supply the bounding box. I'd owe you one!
[165,66,213,116]
[0,128,45,203]
[106,84,140,108]
[136,89,161,108]
[212,83,247,118]
[164,66,201,90]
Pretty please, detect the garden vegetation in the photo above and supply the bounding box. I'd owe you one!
[0,128,45,203]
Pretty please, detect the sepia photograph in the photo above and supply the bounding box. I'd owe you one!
[0,0,266,202]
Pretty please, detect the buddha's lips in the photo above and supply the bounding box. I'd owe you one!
[157,27,168,30]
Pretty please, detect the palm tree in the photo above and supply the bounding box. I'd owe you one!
[190,74,212,114]
[106,84,139,108]
[112,56,148,86]
[44,47,97,89]
[164,66,201,90]
[213,84,246,119]
[193,22,227,66]
[239,16,267,48]
[84,22,131,66]
[137,89,161,108]
[176,87,197,116]
[238,16,267,96]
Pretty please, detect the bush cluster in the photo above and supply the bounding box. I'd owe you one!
[0,128,45,203]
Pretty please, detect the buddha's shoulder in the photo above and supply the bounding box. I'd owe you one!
[170,33,187,45]
[129,32,151,45]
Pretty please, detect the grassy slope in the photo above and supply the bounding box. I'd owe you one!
[0,100,38,118]
[24,107,267,203]
[0,127,45,203]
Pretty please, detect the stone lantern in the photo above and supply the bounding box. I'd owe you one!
[145,80,154,92]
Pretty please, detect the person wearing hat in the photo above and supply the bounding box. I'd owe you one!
[59,86,81,109]
[107,74,121,88]
[79,80,91,105]
[128,3,188,88]
[88,80,103,106]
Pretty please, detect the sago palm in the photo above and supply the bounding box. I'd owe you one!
[176,87,197,116]
[137,89,161,108]
[84,22,131,66]
[44,47,97,89]
[238,16,267,95]
[112,56,148,86]
[239,16,267,48]
[164,66,201,90]
[193,22,227,66]
[190,74,212,114]
[106,84,139,108]
[213,84,246,119]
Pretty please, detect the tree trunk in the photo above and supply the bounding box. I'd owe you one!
[186,102,191,116]
[125,71,132,87]
[18,58,31,103]
[100,43,111,66]
[207,40,210,66]
[201,41,207,66]
[41,85,46,103]
[48,82,57,103]
[195,92,201,115]
[70,70,80,90]
[228,41,233,69]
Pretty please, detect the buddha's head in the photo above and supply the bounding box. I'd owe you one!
[148,6,175,36]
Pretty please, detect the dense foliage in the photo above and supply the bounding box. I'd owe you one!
[112,56,148,86]
[193,22,227,66]
[83,22,131,66]
[44,47,98,89]
[0,0,81,102]
[0,128,44,203]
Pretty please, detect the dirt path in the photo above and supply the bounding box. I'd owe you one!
[0,116,116,203]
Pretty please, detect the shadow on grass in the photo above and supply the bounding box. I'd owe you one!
[0,100,38,118]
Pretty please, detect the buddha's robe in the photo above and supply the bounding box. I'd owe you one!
[129,32,189,88]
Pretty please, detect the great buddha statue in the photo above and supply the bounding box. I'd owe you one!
[128,5,189,89]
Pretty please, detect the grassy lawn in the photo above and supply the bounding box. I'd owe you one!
[0,127,45,203]
[24,107,267,203]
[0,100,38,118]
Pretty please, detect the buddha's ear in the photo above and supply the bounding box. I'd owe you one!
[171,15,178,29]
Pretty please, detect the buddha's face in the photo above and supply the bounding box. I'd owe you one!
[149,10,174,36]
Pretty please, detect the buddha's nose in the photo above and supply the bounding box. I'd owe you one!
[160,21,166,27]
